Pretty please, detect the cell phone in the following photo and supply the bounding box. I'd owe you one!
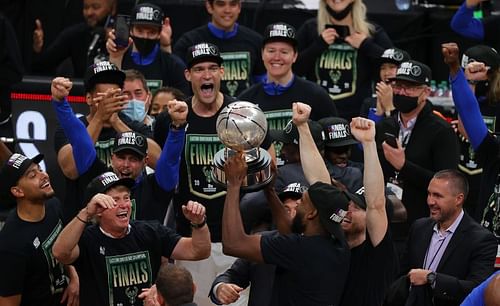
[114,15,130,48]
[325,24,350,40]
[384,132,398,148]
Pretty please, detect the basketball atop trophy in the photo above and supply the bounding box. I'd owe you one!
[212,101,273,191]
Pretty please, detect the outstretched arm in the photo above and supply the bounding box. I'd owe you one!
[293,102,330,184]
[351,117,387,246]
[222,153,263,263]
[450,0,485,40]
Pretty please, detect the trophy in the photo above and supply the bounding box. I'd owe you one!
[211,101,273,191]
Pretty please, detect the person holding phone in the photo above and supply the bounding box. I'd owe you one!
[294,0,393,120]
[106,3,190,96]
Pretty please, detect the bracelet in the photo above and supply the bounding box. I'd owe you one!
[76,214,89,225]
[190,216,207,229]
[76,208,90,224]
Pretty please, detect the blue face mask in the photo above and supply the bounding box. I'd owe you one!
[122,99,147,122]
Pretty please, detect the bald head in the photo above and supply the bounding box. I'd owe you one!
[484,273,500,306]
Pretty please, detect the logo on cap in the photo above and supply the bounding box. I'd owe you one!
[93,61,115,74]
[410,65,422,77]
[191,43,217,58]
[7,153,27,170]
[326,123,349,140]
[98,172,120,187]
[117,132,144,147]
[269,24,295,39]
[136,6,161,21]
[329,208,347,223]
[382,49,404,61]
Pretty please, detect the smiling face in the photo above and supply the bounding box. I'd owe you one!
[341,201,366,235]
[206,0,241,31]
[427,178,463,227]
[111,151,145,180]
[99,185,132,237]
[11,163,54,202]
[380,63,398,82]
[262,41,297,83]
[83,0,114,28]
[325,146,351,168]
[185,62,223,106]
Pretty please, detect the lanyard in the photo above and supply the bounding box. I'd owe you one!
[423,233,449,270]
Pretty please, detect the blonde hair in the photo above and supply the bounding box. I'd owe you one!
[317,0,375,37]
[488,68,500,103]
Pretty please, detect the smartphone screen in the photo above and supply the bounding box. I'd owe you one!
[325,24,350,40]
[384,132,398,148]
[114,15,130,48]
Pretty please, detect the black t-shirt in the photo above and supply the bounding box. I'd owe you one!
[340,231,398,306]
[295,18,393,119]
[32,23,106,77]
[154,95,236,241]
[0,198,68,305]
[121,48,190,95]
[74,220,181,306]
[173,24,265,97]
[260,233,350,306]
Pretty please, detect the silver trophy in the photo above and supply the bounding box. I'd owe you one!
[212,101,273,191]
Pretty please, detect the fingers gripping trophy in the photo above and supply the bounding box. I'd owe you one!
[212,101,273,191]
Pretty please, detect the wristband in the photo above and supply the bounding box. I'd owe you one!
[76,214,90,225]
[190,216,207,229]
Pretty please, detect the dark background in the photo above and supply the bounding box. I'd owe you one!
[0,0,496,82]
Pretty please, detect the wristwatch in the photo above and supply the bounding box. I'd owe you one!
[427,271,437,285]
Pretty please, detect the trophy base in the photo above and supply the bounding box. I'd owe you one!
[211,148,273,192]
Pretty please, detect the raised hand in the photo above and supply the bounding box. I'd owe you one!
[224,153,247,187]
[350,117,375,144]
[292,102,311,126]
[375,81,394,116]
[51,77,73,101]
[167,100,188,127]
[160,17,173,53]
[33,19,44,53]
[93,88,128,123]
[345,31,367,49]
[464,62,489,82]
[86,193,116,217]
[441,42,461,76]
[182,200,206,225]
[106,29,132,67]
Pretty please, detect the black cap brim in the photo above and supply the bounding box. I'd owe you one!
[324,138,358,148]
[390,75,427,86]
[188,56,223,69]
[113,146,146,158]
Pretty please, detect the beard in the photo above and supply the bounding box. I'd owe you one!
[291,214,305,234]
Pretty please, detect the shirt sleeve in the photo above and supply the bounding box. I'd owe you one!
[260,233,298,269]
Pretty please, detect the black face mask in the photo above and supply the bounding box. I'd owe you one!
[131,36,159,55]
[326,2,354,21]
[393,94,420,114]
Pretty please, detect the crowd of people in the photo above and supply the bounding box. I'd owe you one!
[0,0,500,305]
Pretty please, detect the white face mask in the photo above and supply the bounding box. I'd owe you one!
[122,99,147,122]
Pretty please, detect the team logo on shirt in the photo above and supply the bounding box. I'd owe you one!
[42,220,67,294]
[316,44,357,100]
[221,51,251,96]
[106,251,152,306]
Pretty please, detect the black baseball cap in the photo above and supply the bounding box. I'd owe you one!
[113,131,148,158]
[0,153,44,200]
[391,60,432,86]
[345,186,366,210]
[269,120,324,149]
[462,45,500,70]
[278,182,308,202]
[186,42,223,69]
[379,48,411,66]
[318,117,358,148]
[130,3,164,27]
[83,61,125,93]
[307,181,349,240]
[263,22,297,47]
[83,171,135,204]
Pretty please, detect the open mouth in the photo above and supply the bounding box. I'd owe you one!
[119,171,132,178]
[200,83,214,96]
[40,180,51,189]
[342,218,352,224]
[116,211,129,220]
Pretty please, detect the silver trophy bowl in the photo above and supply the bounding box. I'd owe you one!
[212,101,273,191]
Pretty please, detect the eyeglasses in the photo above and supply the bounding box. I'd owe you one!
[391,83,426,95]
[191,65,221,74]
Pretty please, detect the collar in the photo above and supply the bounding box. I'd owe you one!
[208,22,238,39]
[100,224,131,238]
[262,74,295,96]
[433,209,464,235]
[397,113,417,132]
[131,44,160,66]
